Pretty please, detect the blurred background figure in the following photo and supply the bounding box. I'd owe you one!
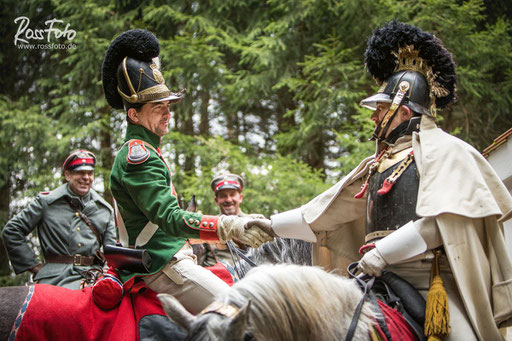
[2,150,116,289]
[195,173,253,267]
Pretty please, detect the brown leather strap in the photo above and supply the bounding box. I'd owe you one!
[64,197,102,245]
[45,254,96,266]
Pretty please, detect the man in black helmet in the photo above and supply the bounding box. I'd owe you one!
[246,21,512,340]
[102,29,273,314]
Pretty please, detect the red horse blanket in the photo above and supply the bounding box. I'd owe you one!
[10,284,175,341]
[10,263,233,341]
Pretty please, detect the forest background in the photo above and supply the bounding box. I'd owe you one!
[0,0,511,285]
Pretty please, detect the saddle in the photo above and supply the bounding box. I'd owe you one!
[346,263,426,341]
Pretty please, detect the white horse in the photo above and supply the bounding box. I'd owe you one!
[159,263,378,341]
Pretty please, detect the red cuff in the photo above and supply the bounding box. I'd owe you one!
[200,229,219,241]
[182,215,219,240]
[199,215,218,241]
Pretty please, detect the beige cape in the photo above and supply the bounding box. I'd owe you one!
[301,116,512,339]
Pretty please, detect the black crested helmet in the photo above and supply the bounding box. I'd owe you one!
[361,70,431,116]
[102,29,183,111]
[360,21,457,117]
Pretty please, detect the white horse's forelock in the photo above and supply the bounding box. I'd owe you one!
[219,264,377,341]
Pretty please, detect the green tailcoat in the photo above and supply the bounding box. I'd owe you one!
[110,123,218,282]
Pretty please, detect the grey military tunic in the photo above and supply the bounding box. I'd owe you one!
[2,184,116,289]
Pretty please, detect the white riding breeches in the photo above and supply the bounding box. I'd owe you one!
[143,245,230,315]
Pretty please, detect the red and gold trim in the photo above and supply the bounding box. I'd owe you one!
[377,151,414,195]
[182,215,219,241]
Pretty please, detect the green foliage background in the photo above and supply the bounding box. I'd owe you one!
[0,0,511,284]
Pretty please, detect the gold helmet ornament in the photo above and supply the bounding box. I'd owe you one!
[360,21,457,141]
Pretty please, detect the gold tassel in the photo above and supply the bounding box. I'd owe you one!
[424,250,450,340]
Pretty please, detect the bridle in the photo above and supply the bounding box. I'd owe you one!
[345,262,376,341]
[226,240,257,280]
[199,300,255,341]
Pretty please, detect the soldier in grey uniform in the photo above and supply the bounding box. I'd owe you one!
[2,150,116,289]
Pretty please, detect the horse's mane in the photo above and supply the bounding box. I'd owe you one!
[219,263,377,341]
[239,238,312,274]
[166,237,375,340]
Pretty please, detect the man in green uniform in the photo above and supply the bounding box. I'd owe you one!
[102,29,273,314]
[2,150,116,289]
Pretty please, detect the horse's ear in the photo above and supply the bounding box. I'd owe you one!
[186,195,197,212]
[225,300,251,341]
[158,294,195,331]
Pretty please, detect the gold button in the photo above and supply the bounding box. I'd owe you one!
[202,222,207,227]
[75,212,79,217]
[194,220,200,225]
[209,222,214,228]
[77,227,81,231]
[77,242,82,247]
[188,218,194,224]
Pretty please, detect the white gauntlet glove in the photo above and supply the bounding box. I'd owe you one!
[358,219,442,276]
[358,248,388,277]
[217,215,274,248]
[244,218,276,237]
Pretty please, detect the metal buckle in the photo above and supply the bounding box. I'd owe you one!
[73,254,82,266]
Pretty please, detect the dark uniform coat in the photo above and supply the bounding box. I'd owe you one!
[2,184,116,289]
[300,116,512,339]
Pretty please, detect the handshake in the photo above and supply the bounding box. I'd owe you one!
[217,215,275,248]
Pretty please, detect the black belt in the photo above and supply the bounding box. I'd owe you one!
[45,254,97,266]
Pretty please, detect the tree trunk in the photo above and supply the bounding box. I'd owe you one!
[99,105,114,206]
[226,111,239,143]
[199,90,210,136]
[183,109,195,173]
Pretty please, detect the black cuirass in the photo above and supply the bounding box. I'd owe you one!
[366,153,420,234]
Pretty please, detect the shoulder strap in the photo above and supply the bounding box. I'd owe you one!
[113,198,159,248]
[65,196,102,245]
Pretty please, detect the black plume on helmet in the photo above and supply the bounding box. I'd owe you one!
[364,20,457,110]
[102,29,160,110]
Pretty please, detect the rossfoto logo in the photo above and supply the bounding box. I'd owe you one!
[14,16,77,50]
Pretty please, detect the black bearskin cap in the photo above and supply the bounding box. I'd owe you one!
[102,29,160,110]
[364,21,457,110]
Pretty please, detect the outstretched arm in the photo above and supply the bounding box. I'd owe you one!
[218,215,274,248]
[245,208,317,243]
